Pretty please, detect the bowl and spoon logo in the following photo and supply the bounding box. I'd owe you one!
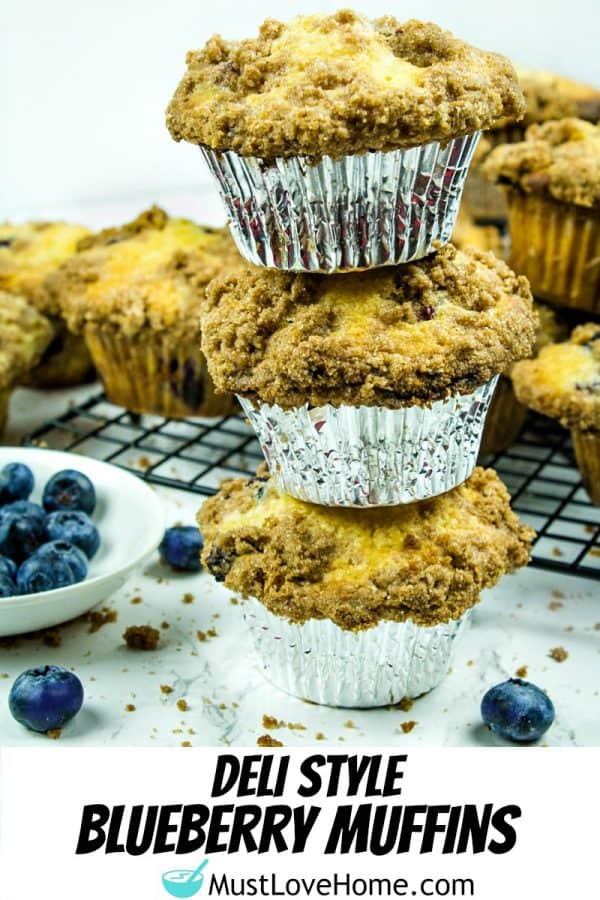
[162,858,209,898]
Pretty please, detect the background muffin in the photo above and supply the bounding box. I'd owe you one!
[199,467,533,706]
[0,291,55,435]
[483,119,600,313]
[49,206,243,419]
[0,220,94,387]
[512,323,600,503]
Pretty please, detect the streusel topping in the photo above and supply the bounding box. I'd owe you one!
[0,292,55,388]
[202,244,535,409]
[483,118,600,208]
[199,467,533,630]
[0,221,90,315]
[167,10,524,160]
[49,207,243,339]
[512,323,600,431]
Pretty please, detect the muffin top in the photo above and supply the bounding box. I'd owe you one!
[0,291,55,389]
[515,68,600,128]
[202,243,535,409]
[512,323,600,431]
[199,466,533,630]
[167,10,524,160]
[0,221,90,315]
[49,207,243,339]
[483,118,600,209]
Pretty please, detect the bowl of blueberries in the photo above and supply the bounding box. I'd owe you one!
[0,447,164,636]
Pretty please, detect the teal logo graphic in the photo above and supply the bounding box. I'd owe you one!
[162,858,209,898]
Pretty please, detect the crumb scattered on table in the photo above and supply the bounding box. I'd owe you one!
[131,596,142,605]
[183,593,194,604]
[397,697,414,712]
[125,704,136,712]
[88,608,118,634]
[46,728,62,740]
[548,600,564,611]
[516,665,528,678]
[123,625,160,651]
[257,734,283,747]
[549,646,568,663]
[400,720,418,734]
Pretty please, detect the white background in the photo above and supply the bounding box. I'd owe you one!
[0,747,598,900]
[2,0,599,217]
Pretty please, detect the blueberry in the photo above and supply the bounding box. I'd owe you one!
[0,555,17,581]
[17,553,79,594]
[34,541,88,583]
[159,526,203,571]
[45,510,100,559]
[0,500,46,526]
[0,463,34,502]
[0,514,46,563]
[43,469,96,515]
[9,665,84,733]
[481,679,555,743]
[0,575,16,597]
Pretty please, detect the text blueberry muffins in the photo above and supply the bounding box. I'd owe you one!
[167,11,523,271]
[49,207,244,418]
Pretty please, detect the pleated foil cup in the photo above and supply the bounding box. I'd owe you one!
[239,377,497,507]
[243,598,471,708]
[199,133,480,272]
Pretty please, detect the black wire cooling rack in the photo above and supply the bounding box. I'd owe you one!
[24,392,600,581]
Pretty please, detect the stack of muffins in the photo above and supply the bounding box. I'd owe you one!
[166,11,537,708]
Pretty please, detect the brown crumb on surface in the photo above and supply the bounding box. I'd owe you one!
[176,699,189,712]
[552,589,566,599]
[41,629,62,648]
[197,628,218,642]
[549,646,569,662]
[125,704,136,712]
[516,665,528,678]
[315,732,326,741]
[257,734,284,748]
[594,623,600,631]
[230,597,239,605]
[138,456,151,469]
[400,720,418,734]
[161,621,170,630]
[262,714,283,730]
[131,596,142,605]
[181,741,192,748]
[0,673,9,679]
[344,720,356,729]
[46,728,62,740]
[123,625,160,651]
[466,659,474,667]
[551,547,564,558]
[183,592,194,604]
[160,684,174,694]
[87,608,118,634]
[548,600,564,611]
[397,697,414,712]
[287,722,306,731]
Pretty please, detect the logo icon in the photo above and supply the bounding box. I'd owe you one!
[162,858,209,898]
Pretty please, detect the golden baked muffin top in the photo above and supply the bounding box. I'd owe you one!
[202,243,535,409]
[483,118,600,209]
[49,206,243,339]
[0,221,90,315]
[512,323,600,431]
[515,67,600,127]
[451,207,506,257]
[199,467,533,630]
[0,291,55,389]
[167,10,524,160]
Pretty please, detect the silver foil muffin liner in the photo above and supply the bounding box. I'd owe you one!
[238,377,498,507]
[200,133,480,272]
[243,598,471,708]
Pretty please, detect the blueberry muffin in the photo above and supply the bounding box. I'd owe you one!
[483,119,600,313]
[50,206,243,418]
[512,323,600,503]
[0,292,55,435]
[167,11,523,272]
[201,243,535,505]
[0,221,94,387]
[198,467,534,705]
[464,69,600,222]
[480,302,569,455]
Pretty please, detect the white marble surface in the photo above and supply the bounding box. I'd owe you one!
[0,386,599,748]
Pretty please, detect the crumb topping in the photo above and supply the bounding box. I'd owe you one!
[512,323,600,431]
[202,244,535,409]
[198,467,533,630]
[167,11,524,160]
[0,291,55,388]
[515,67,600,127]
[484,118,600,209]
[49,207,243,339]
[123,625,160,651]
[0,221,90,314]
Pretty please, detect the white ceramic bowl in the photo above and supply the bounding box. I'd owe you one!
[0,447,164,636]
